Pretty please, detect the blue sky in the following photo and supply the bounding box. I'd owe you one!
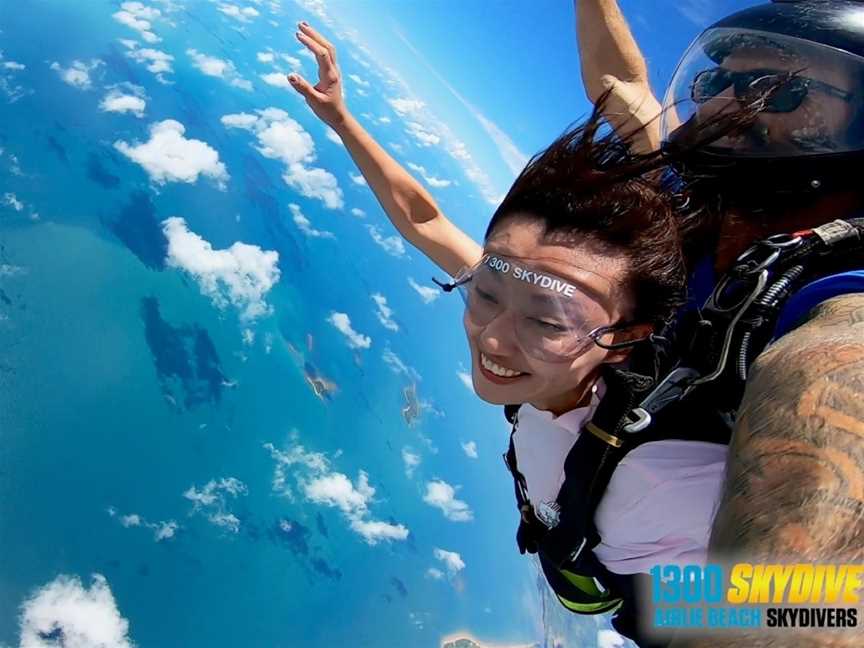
[307,0,760,233]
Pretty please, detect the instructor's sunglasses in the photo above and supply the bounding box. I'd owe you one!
[691,67,853,113]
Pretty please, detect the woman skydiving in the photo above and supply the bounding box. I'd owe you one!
[286,22,729,647]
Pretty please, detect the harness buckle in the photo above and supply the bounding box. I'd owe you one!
[734,234,802,277]
[537,501,562,529]
[623,367,701,432]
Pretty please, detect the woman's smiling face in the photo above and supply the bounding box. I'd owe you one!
[463,215,635,415]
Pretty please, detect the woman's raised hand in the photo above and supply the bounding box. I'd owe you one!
[288,22,347,127]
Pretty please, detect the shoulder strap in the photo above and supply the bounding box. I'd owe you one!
[628,217,864,428]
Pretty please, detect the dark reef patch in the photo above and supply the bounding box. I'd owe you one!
[243,153,306,274]
[46,135,67,164]
[269,517,310,556]
[103,191,168,270]
[88,152,121,189]
[140,297,225,409]
[311,557,342,581]
[315,512,328,538]
[390,577,408,598]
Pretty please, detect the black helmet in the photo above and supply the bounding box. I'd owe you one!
[661,0,864,196]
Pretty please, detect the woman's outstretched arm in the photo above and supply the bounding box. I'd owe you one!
[575,0,662,153]
[288,22,482,277]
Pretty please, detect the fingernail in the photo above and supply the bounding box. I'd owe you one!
[300,21,308,27]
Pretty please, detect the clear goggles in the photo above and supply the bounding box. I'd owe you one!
[435,254,641,363]
[661,28,864,157]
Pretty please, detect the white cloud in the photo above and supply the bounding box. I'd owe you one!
[284,163,343,209]
[288,202,334,239]
[208,512,241,533]
[222,108,343,209]
[3,193,24,212]
[388,97,425,116]
[433,547,465,574]
[99,87,147,117]
[598,629,627,648]
[349,517,409,544]
[254,114,314,163]
[327,312,371,350]
[218,3,260,22]
[457,371,474,392]
[114,119,229,188]
[390,26,526,186]
[162,216,280,321]
[220,112,258,130]
[122,41,174,81]
[349,172,367,186]
[305,471,374,515]
[407,162,452,188]
[264,439,409,546]
[18,574,134,648]
[187,48,252,91]
[348,73,370,88]
[120,514,141,527]
[152,521,179,541]
[108,507,178,542]
[382,348,420,382]
[350,208,366,218]
[257,51,276,63]
[407,277,440,304]
[113,1,162,43]
[260,71,293,88]
[423,479,473,522]
[471,109,529,177]
[425,567,444,580]
[242,328,255,346]
[402,447,421,478]
[405,121,440,147]
[280,54,302,70]
[325,126,343,146]
[183,477,248,533]
[0,53,29,103]
[49,59,103,90]
[461,441,478,459]
[366,224,406,258]
[371,293,398,332]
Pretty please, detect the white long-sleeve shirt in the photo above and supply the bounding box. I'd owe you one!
[511,382,727,575]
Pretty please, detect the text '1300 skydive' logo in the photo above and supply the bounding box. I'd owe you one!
[651,564,862,630]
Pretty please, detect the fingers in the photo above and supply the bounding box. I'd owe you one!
[296,31,338,86]
[298,22,337,64]
[287,73,321,101]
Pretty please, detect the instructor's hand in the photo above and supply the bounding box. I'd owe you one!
[288,22,347,128]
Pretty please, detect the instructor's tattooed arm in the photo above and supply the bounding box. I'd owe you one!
[673,293,864,648]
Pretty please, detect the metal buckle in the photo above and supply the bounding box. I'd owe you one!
[537,501,562,529]
[623,367,701,433]
[734,234,802,277]
[695,269,769,387]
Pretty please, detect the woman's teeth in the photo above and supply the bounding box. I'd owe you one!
[480,353,526,378]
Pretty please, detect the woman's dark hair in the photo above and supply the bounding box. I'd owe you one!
[484,100,687,330]
[484,89,777,330]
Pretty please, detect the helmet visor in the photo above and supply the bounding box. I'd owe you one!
[454,254,619,362]
[662,28,864,157]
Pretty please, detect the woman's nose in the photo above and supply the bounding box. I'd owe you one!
[477,310,520,355]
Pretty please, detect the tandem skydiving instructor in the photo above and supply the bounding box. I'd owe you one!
[575,0,864,646]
